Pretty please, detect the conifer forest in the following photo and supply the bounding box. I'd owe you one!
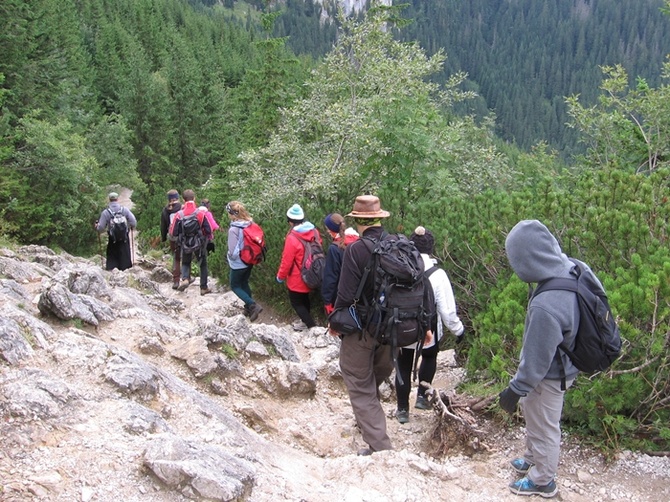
[1,0,670,452]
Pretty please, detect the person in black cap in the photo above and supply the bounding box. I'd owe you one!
[160,189,182,289]
[96,191,137,271]
[394,225,465,424]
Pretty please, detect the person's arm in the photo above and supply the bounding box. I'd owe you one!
[276,233,298,281]
[433,269,464,336]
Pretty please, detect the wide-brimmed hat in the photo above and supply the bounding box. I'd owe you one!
[346,195,390,219]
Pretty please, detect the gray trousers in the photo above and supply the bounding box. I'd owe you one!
[521,378,573,485]
[339,332,394,452]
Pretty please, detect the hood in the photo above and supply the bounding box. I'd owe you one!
[505,220,572,283]
[231,220,251,229]
[293,221,315,234]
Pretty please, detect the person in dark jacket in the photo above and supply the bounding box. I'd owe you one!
[331,195,432,456]
[500,219,597,498]
[96,191,137,271]
[160,189,182,289]
[321,213,359,315]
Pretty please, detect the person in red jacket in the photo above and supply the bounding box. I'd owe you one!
[276,203,322,331]
[168,189,213,295]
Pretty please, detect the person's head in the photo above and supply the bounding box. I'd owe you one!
[226,200,251,221]
[167,189,179,206]
[346,195,390,230]
[324,213,345,246]
[505,219,571,283]
[286,204,305,226]
[410,226,435,255]
[200,198,211,210]
[182,189,196,202]
[108,192,119,202]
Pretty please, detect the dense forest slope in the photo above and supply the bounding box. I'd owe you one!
[273,0,670,156]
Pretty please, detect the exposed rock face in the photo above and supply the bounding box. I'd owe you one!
[1,244,669,502]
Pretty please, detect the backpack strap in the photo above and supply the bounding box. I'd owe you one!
[531,265,581,391]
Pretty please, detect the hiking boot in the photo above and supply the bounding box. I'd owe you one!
[292,320,308,331]
[511,458,534,474]
[509,477,557,498]
[188,277,196,284]
[249,303,263,322]
[200,287,212,296]
[243,305,251,317]
[415,395,430,410]
[177,279,190,292]
[171,282,179,290]
[396,409,409,424]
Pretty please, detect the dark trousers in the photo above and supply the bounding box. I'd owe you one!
[288,290,316,327]
[106,239,132,271]
[230,266,254,307]
[395,342,439,410]
[181,248,208,288]
[170,241,181,284]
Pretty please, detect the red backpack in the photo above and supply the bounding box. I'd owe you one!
[239,222,267,265]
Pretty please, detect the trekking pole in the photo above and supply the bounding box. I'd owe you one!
[130,228,135,266]
[96,225,104,268]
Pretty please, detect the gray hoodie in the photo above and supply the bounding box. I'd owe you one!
[505,220,584,395]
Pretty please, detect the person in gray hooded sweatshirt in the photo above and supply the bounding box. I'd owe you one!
[500,219,601,498]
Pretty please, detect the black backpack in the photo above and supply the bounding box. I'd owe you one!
[532,259,621,389]
[177,209,206,254]
[355,233,435,384]
[297,236,326,290]
[107,208,129,244]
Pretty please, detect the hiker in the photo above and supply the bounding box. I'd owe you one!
[168,189,213,296]
[199,198,220,255]
[226,200,263,321]
[500,219,596,498]
[321,213,359,316]
[394,226,465,424]
[276,203,322,331]
[96,191,137,271]
[331,195,430,456]
[160,189,183,289]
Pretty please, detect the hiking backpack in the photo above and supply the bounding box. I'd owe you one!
[297,236,326,289]
[240,222,267,265]
[177,209,206,254]
[107,208,129,244]
[532,259,621,388]
[352,233,435,384]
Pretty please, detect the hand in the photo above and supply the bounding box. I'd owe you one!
[276,276,284,284]
[456,329,466,344]
[206,242,215,254]
[424,329,433,346]
[499,387,521,414]
[324,304,334,315]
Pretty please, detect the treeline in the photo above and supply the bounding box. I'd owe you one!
[272,0,670,156]
[0,0,310,251]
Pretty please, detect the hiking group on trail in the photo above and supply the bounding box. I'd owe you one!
[95,188,619,499]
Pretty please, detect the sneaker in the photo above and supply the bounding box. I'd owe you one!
[292,320,308,331]
[243,305,251,317]
[415,395,430,410]
[396,409,409,424]
[511,458,534,474]
[188,277,196,284]
[509,477,557,498]
[249,303,263,322]
[171,282,179,290]
[177,279,190,292]
[200,287,212,296]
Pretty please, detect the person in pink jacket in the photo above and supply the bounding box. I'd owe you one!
[276,204,322,331]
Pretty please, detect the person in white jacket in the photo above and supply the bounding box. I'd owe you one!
[394,226,465,423]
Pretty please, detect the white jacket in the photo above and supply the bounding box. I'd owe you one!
[421,253,464,349]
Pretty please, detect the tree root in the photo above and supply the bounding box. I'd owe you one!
[421,381,497,456]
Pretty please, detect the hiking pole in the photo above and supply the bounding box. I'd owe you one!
[130,228,135,266]
[96,224,104,268]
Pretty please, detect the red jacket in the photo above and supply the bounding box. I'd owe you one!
[168,201,212,240]
[277,227,322,293]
